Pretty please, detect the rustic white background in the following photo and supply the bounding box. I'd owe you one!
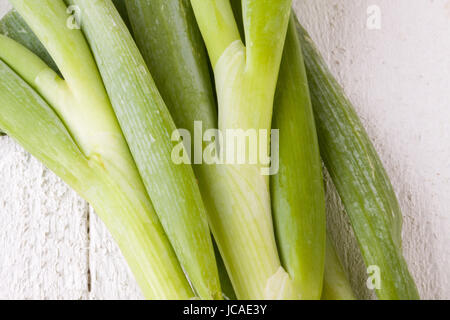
[0,0,449,300]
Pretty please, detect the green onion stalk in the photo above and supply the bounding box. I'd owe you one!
[187,0,296,299]
[67,0,223,300]
[270,13,327,300]
[1,0,222,300]
[295,17,419,300]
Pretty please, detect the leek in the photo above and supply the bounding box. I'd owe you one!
[65,0,221,299]
[322,237,356,300]
[190,0,295,299]
[0,9,57,71]
[271,9,354,301]
[0,0,420,301]
[295,17,419,300]
[125,0,233,299]
[0,42,192,299]
[1,0,218,299]
[271,14,326,300]
[0,8,56,138]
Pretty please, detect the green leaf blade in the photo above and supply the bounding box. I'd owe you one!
[296,17,419,300]
[1,0,196,299]
[271,14,326,300]
[0,10,58,72]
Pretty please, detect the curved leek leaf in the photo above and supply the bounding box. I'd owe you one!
[0,10,58,72]
[296,16,419,300]
[5,0,197,299]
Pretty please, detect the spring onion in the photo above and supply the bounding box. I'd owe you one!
[0,9,57,71]
[0,35,192,300]
[1,0,222,299]
[322,237,356,300]
[295,16,419,300]
[0,0,420,301]
[64,0,221,300]
[271,13,326,300]
[189,0,295,299]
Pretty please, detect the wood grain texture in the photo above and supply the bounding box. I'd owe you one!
[0,139,89,299]
[0,0,449,299]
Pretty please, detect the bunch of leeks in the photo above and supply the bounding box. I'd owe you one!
[0,0,418,300]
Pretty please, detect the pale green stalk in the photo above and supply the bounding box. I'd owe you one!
[66,0,221,299]
[2,0,194,299]
[0,9,56,136]
[125,0,238,300]
[271,14,326,299]
[8,0,133,170]
[191,0,294,299]
[0,9,57,71]
[111,0,132,31]
[0,58,192,299]
[296,18,419,300]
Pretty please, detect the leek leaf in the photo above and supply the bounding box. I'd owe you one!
[296,16,419,300]
[191,0,295,299]
[3,0,195,299]
[67,0,222,300]
[0,57,192,299]
[271,14,326,300]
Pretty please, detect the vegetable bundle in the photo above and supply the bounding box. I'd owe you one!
[0,0,418,300]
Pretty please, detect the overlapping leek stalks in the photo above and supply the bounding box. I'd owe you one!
[295,17,419,300]
[0,0,419,300]
[0,0,222,299]
[271,12,355,300]
[65,0,221,299]
[0,22,191,304]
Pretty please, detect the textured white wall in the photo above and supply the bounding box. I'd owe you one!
[0,0,449,299]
